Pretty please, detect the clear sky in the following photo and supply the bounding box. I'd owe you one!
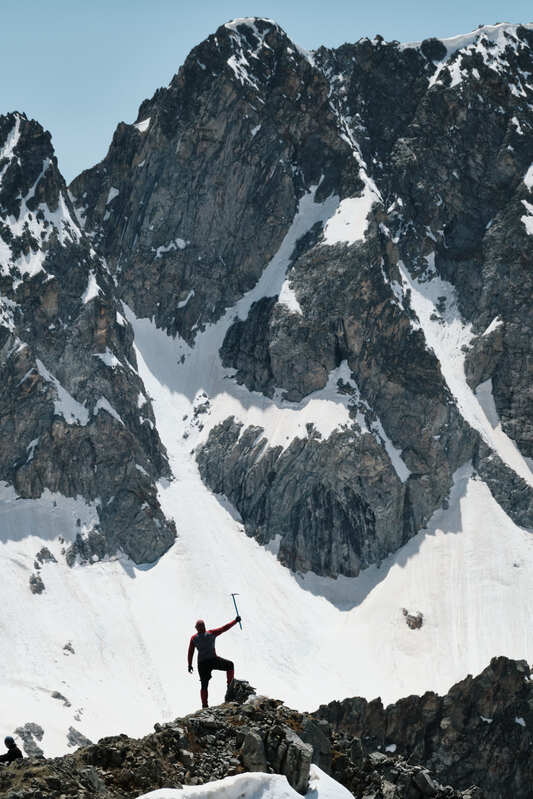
[1,0,531,183]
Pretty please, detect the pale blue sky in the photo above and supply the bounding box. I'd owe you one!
[1,0,531,182]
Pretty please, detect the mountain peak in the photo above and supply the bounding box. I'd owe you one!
[400,20,533,57]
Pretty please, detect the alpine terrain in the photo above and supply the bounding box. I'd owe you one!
[0,17,532,798]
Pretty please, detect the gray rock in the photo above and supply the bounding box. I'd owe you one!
[225,678,256,704]
[240,730,268,772]
[403,609,424,630]
[67,727,93,749]
[180,749,195,767]
[300,718,331,774]
[413,769,438,796]
[35,546,57,564]
[52,690,72,707]
[29,573,45,594]
[282,728,313,795]
[474,442,533,528]
[14,722,44,758]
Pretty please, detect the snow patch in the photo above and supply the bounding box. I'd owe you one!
[524,164,533,191]
[278,279,302,315]
[512,117,524,135]
[106,187,119,205]
[93,348,123,369]
[93,396,124,425]
[370,417,411,483]
[177,290,195,309]
[322,184,377,245]
[154,238,188,258]
[1,188,82,283]
[133,117,151,133]
[25,438,40,463]
[481,316,503,336]
[36,359,89,426]
[521,199,533,236]
[403,23,533,58]
[82,271,102,304]
[416,23,533,90]
[0,114,22,182]
[137,766,353,799]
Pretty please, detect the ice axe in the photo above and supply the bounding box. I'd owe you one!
[231,593,242,629]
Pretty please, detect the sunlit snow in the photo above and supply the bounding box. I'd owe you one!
[137,766,353,799]
[134,118,151,133]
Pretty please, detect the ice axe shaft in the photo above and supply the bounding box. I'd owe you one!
[231,593,242,629]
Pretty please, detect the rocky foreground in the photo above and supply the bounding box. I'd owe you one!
[1,657,531,799]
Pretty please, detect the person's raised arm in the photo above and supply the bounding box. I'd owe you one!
[211,617,241,637]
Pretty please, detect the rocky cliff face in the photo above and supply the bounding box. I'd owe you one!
[0,112,175,563]
[315,656,533,799]
[68,20,533,577]
[70,19,359,342]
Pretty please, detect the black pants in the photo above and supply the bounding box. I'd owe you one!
[198,656,233,689]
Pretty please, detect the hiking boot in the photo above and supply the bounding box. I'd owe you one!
[224,679,235,702]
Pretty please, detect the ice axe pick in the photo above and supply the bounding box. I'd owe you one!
[231,593,242,629]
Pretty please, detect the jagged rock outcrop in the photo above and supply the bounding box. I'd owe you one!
[315,656,533,799]
[0,112,175,563]
[0,680,486,799]
[198,417,410,576]
[70,19,360,342]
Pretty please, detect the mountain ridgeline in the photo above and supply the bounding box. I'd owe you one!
[1,657,531,798]
[1,19,533,576]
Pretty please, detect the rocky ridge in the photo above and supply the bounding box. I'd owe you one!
[0,674,493,799]
[315,656,533,799]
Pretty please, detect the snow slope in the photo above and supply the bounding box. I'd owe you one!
[2,236,533,756]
